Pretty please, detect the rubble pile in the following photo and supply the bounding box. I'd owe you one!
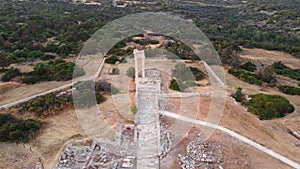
[178,141,223,169]
[56,145,91,168]
[160,129,174,159]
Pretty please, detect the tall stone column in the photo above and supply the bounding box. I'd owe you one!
[134,49,145,80]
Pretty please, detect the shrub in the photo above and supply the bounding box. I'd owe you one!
[105,55,119,64]
[41,54,55,61]
[126,67,135,79]
[190,67,205,81]
[28,50,45,58]
[1,68,21,82]
[112,68,120,75]
[96,93,106,104]
[131,105,138,114]
[240,62,257,72]
[169,78,186,91]
[95,80,119,95]
[231,87,245,102]
[172,62,192,81]
[73,81,96,109]
[245,93,295,120]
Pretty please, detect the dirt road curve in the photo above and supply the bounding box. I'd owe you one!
[160,111,300,169]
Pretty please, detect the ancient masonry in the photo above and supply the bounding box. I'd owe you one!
[55,49,172,169]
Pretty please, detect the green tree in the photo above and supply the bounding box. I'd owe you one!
[231,87,245,102]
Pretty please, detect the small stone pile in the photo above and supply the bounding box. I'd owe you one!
[178,141,223,169]
[160,129,174,159]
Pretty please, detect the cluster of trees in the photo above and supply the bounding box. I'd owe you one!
[229,64,277,86]
[273,62,300,80]
[95,80,119,95]
[1,59,85,84]
[22,93,72,117]
[73,80,118,108]
[165,40,199,60]
[0,0,129,64]
[23,59,85,84]
[105,55,127,64]
[228,68,263,85]
[278,85,300,96]
[0,114,41,143]
[73,80,110,108]
[213,39,241,68]
[245,93,295,120]
[240,62,257,72]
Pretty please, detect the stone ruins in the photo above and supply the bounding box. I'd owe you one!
[55,49,173,169]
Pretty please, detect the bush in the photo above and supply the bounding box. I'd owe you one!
[0,114,41,143]
[95,80,119,95]
[245,93,295,120]
[126,67,135,79]
[105,55,119,64]
[190,67,205,81]
[278,85,300,95]
[1,68,21,82]
[112,68,120,75]
[169,78,186,91]
[231,87,245,102]
[73,81,97,109]
[96,93,106,104]
[240,62,257,72]
[131,105,138,114]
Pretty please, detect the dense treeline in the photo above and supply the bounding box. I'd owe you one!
[278,85,300,96]
[0,0,299,68]
[22,93,72,117]
[0,114,41,143]
[245,93,295,120]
